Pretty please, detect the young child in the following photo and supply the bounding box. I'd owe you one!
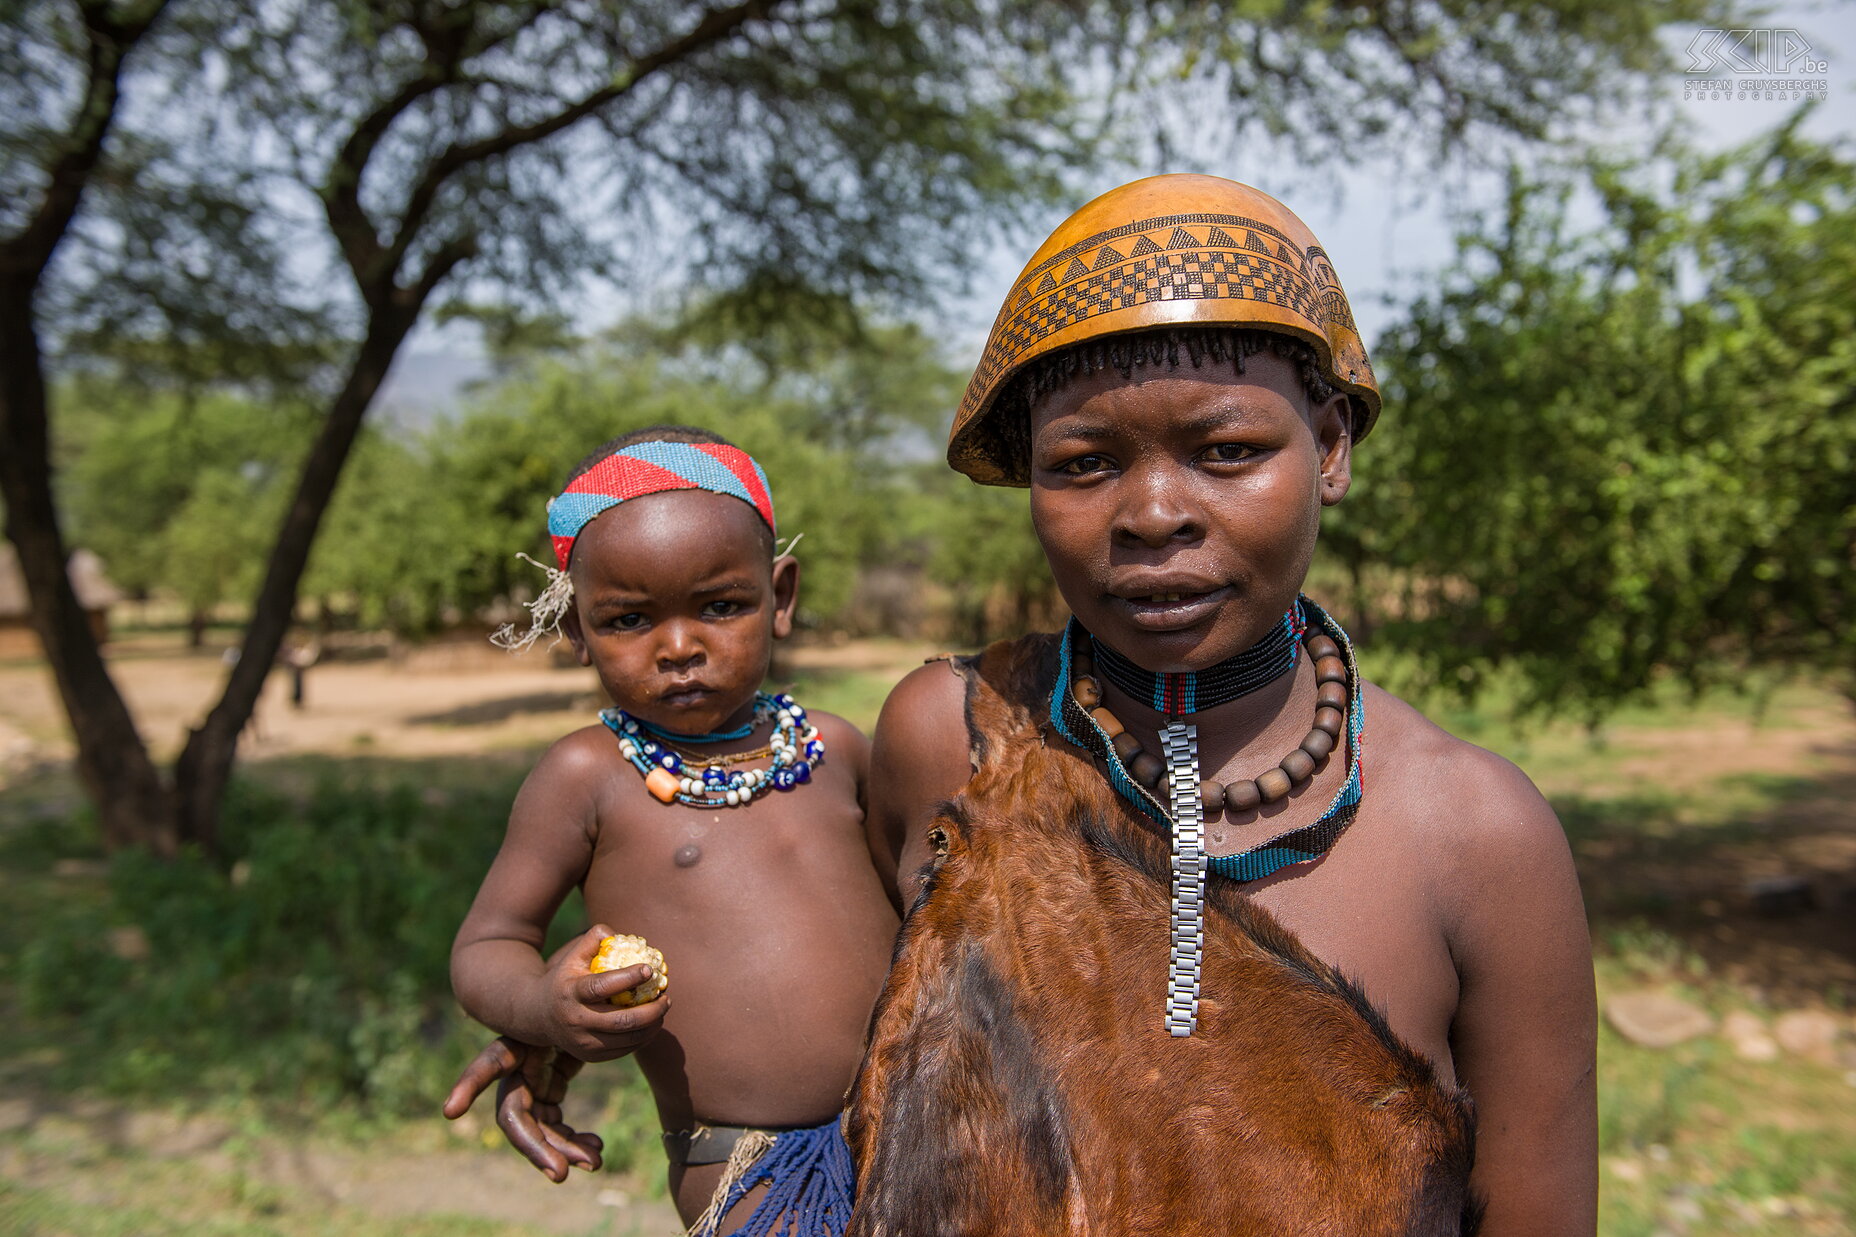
[458,178,1597,1232]
[448,426,899,1237]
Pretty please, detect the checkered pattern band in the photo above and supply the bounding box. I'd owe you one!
[546,442,775,569]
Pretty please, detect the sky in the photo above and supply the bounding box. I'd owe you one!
[375,3,1856,420]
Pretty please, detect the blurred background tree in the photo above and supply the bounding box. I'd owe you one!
[1331,118,1855,717]
[2,0,1738,855]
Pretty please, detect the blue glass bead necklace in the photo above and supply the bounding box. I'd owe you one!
[600,691,825,807]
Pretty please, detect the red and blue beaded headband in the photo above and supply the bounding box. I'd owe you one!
[546,441,776,571]
[491,441,782,653]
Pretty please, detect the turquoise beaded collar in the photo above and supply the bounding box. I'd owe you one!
[1049,595,1366,883]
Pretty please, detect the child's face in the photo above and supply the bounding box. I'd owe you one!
[563,488,797,734]
[1027,349,1352,672]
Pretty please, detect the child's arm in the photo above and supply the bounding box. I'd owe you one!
[451,730,669,1061]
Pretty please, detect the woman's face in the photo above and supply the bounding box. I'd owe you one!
[1027,350,1352,672]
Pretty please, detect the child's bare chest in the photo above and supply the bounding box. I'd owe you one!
[577,756,899,1127]
[581,757,876,926]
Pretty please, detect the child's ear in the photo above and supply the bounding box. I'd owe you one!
[561,607,592,667]
[770,554,801,640]
[1314,394,1354,507]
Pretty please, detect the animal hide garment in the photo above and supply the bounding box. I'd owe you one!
[845,634,1480,1237]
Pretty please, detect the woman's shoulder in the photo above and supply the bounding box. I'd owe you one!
[1357,682,1572,909]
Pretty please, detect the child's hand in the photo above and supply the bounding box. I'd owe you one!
[539,924,670,1061]
[443,1036,602,1183]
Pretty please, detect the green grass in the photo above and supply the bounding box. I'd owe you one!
[0,1175,552,1237]
[0,759,667,1184]
[1594,997,1856,1233]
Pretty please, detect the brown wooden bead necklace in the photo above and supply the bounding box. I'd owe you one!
[1069,630,1350,813]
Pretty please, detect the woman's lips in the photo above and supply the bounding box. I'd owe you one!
[1109,586,1232,631]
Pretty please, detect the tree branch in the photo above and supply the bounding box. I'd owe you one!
[321,2,555,282]
[380,0,789,284]
[0,0,170,279]
[401,232,479,309]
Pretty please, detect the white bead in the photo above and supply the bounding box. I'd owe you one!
[725,789,740,806]
[619,741,636,759]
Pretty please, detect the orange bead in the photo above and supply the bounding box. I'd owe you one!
[644,767,681,803]
[1090,707,1125,738]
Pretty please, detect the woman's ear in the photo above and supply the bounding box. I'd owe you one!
[562,607,592,667]
[1314,393,1354,507]
[770,554,801,640]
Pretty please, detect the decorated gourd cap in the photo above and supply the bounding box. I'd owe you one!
[949,174,1380,486]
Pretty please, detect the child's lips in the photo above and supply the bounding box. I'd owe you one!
[659,683,716,707]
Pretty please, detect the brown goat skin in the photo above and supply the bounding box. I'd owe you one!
[845,635,1480,1236]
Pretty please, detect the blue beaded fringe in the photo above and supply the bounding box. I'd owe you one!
[714,1116,854,1237]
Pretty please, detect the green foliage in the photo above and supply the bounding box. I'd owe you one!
[16,773,512,1114]
[1337,119,1856,716]
[921,477,1060,646]
[304,345,912,635]
[57,380,312,608]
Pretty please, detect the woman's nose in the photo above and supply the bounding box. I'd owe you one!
[1115,463,1204,547]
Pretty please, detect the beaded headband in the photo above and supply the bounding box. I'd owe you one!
[547,441,776,570]
[491,440,783,653]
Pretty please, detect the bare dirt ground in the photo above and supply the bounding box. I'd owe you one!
[0,631,940,775]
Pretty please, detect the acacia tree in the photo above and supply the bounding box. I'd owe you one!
[1333,118,1856,716]
[2,0,1733,855]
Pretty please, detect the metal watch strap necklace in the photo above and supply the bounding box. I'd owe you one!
[1049,595,1367,1038]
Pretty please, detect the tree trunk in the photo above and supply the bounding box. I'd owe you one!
[170,309,415,853]
[0,280,179,855]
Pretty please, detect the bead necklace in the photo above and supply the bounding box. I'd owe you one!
[635,714,760,743]
[600,692,826,808]
[1089,600,1306,715]
[1072,626,1349,813]
[1047,595,1367,1038]
[651,734,779,766]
